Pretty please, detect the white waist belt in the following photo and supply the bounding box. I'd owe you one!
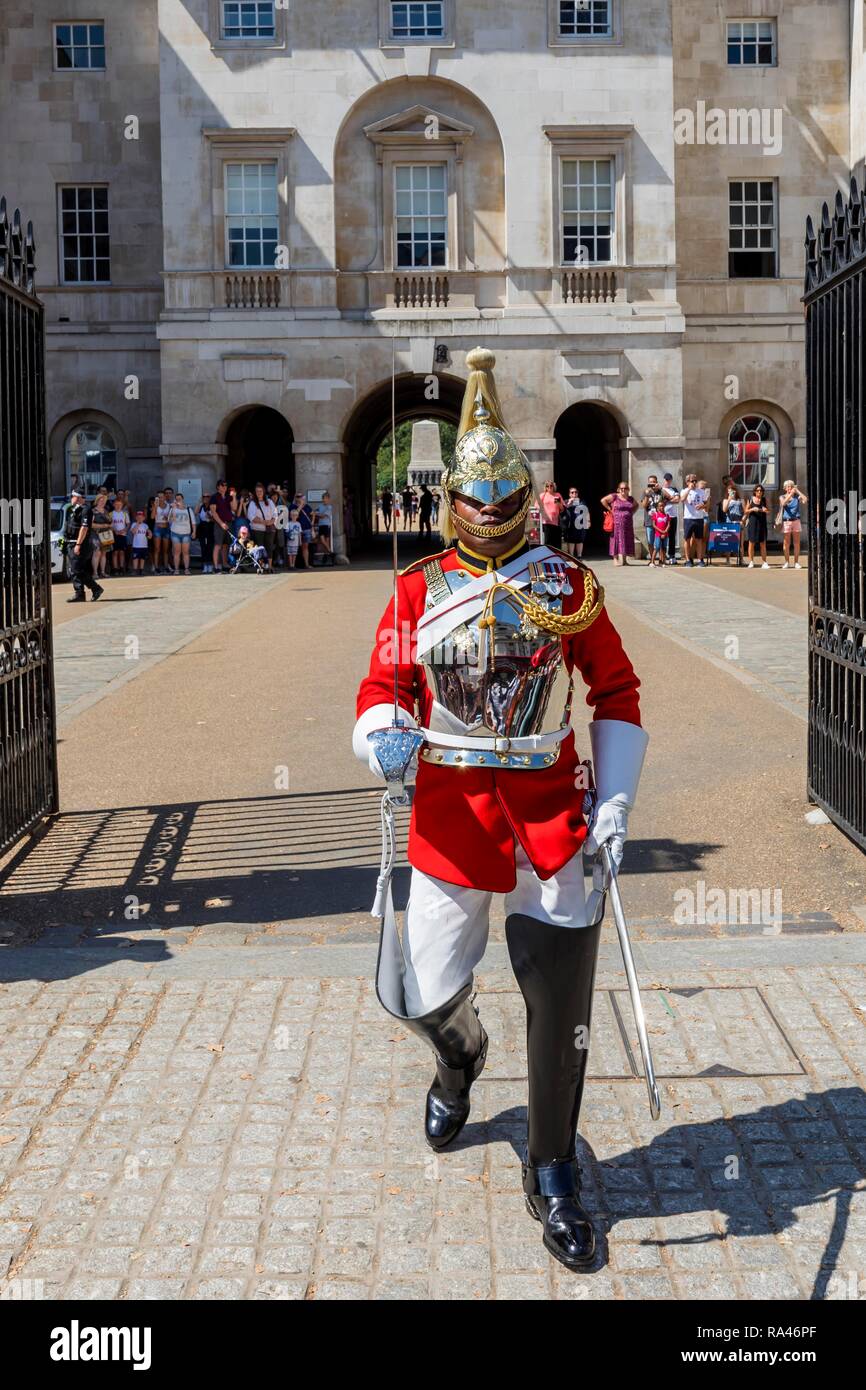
[420,726,570,754]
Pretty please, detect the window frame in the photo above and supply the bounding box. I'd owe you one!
[364,106,473,273]
[548,0,621,48]
[379,0,455,47]
[223,161,280,271]
[65,422,119,494]
[209,0,287,50]
[726,18,778,69]
[559,155,616,267]
[53,20,106,72]
[728,177,778,280]
[389,1,446,41]
[220,0,277,41]
[203,129,295,274]
[57,183,111,286]
[545,126,632,270]
[394,162,449,270]
[727,414,779,491]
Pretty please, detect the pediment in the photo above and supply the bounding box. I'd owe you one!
[364,104,474,144]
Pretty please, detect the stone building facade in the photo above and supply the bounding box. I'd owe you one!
[1,0,863,555]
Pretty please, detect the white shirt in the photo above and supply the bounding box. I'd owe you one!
[662,486,680,518]
[169,505,193,535]
[248,497,277,529]
[683,488,708,521]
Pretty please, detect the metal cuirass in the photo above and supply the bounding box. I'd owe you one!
[419,560,573,740]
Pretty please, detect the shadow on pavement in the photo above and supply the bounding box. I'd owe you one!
[471,1087,866,1298]
[0,794,721,948]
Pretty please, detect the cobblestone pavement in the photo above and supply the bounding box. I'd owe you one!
[600,565,807,720]
[53,574,288,727]
[0,938,865,1301]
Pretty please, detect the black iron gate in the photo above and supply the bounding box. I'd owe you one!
[0,197,58,854]
[804,179,866,851]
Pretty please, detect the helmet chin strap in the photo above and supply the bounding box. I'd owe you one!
[448,488,532,541]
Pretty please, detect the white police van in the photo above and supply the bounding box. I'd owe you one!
[50,497,76,580]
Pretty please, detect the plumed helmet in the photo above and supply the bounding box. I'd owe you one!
[440,348,532,539]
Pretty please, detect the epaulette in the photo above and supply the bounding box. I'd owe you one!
[399,547,453,577]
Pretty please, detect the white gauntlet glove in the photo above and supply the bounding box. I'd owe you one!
[584,801,629,885]
[584,720,649,893]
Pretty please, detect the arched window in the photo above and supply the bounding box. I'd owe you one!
[65,423,118,494]
[728,415,777,489]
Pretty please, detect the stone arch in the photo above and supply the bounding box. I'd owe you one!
[49,408,127,496]
[333,76,506,302]
[216,404,295,493]
[553,400,627,553]
[718,398,797,495]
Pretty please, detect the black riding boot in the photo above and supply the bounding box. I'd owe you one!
[506,914,602,1270]
[403,982,488,1151]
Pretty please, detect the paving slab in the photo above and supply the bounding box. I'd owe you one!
[0,942,864,1301]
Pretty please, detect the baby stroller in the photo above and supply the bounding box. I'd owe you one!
[229,534,268,574]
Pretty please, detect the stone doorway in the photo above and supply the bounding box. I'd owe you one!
[554,402,625,554]
[224,406,294,494]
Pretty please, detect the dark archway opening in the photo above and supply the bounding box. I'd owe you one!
[225,407,294,494]
[554,402,624,555]
[342,372,464,559]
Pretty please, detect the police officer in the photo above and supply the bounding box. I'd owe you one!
[65,487,103,602]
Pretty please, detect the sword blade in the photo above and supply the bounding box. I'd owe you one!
[601,845,662,1120]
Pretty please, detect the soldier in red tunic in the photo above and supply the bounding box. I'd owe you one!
[353,349,648,1269]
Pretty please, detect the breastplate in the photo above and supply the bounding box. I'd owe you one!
[419,562,573,739]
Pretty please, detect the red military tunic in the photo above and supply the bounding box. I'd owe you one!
[356,544,642,892]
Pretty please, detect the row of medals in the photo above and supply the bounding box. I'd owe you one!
[450,559,575,655]
[518,560,573,640]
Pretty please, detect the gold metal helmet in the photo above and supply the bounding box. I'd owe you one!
[441,347,532,541]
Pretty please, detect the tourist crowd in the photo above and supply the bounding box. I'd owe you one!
[537,475,808,570]
[65,478,343,577]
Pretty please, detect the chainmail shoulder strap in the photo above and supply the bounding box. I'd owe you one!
[422,557,451,607]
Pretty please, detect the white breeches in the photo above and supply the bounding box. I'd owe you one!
[402,841,589,1015]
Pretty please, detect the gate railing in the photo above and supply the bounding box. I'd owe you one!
[804,178,866,851]
[0,196,58,854]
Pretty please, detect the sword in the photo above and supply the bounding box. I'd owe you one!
[600,844,662,1121]
[583,777,661,1121]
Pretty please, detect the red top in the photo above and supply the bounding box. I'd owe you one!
[356,546,642,891]
[540,491,565,525]
[211,494,234,526]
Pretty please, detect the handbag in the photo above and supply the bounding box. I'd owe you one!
[98,527,114,549]
[602,510,615,534]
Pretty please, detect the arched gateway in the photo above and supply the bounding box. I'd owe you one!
[554,402,626,553]
[341,373,465,543]
[222,406,294,494]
